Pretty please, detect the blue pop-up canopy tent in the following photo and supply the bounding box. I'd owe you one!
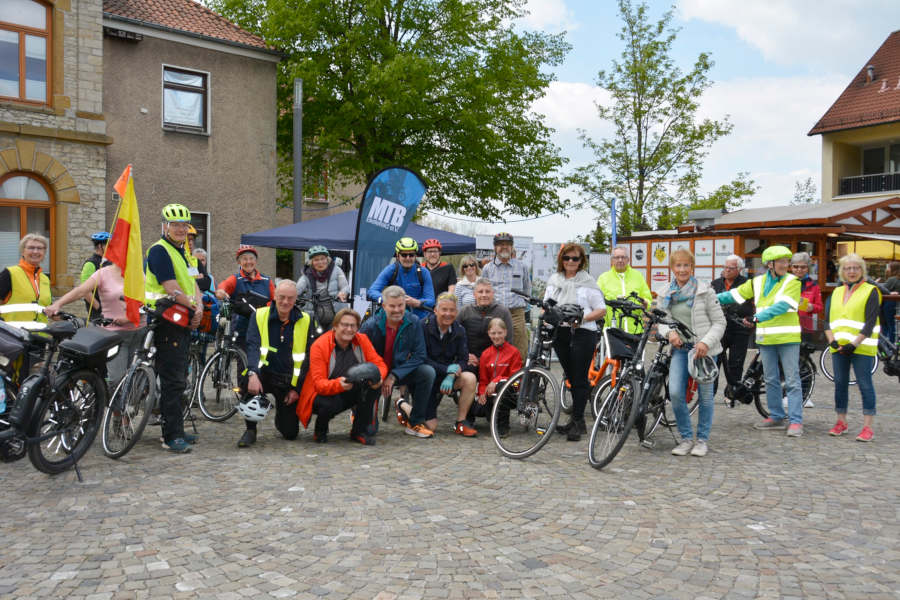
[241,209,476,254]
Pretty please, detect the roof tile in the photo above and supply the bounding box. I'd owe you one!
[809,30,900,135]
[103,0,272,51]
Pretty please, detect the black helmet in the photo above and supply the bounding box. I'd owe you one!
[493,232,513,245]
[544,303,582,327]
[345,362,382,386]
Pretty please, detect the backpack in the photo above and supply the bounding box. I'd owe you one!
[387,262,424,289]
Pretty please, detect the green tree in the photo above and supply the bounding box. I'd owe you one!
[209,0,570,220]
[578,219,610,253]
[655,172,757,229]
[571,0,753,238]
[791,177,817,205]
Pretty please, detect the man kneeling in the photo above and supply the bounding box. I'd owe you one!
[297,309,387,444]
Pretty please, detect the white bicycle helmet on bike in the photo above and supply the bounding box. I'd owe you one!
[237,394,271,422]
[687,348,718,384]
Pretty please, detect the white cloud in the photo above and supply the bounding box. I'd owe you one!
[520,0,578,33]
[678,0,900,73]
[531,80,609,133]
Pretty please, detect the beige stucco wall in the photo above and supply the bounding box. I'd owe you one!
[820,121,900,202]
[103,34,278,280]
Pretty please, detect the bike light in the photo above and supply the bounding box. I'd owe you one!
[0,356,7,367]
[635,363,644,371]
[106,345,120,359]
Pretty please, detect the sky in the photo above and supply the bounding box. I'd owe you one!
[425,0,900,244]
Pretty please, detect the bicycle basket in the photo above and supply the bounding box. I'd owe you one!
[0,321,27,367]
[58,327,122,370]
[604,327,640,361]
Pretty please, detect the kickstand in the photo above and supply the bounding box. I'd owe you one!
[72,457,84,483]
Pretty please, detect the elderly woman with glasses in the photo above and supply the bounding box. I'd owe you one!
[544,243,606,441]
[824,254,880,442]
[455,255,481,308]
[790,252,824,334]
[0,233,51,324]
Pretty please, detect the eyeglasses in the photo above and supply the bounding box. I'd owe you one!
[24,246,46,251]
[790,264,808,269]
[335,321,359,329]
[562,255,582,262]
[612,255,628,261]
[723,265,739,270]
[398,252,416,258]
[843,266,862,271]
[462,263,476,268]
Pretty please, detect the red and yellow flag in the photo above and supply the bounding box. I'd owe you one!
[106,165,144,327]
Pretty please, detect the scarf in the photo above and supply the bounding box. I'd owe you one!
[659,276,697,310]
[546,270,598,305]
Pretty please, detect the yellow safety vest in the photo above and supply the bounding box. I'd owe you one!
[144,238,195,308]
[4,265,50,323]
[730,272,801,345]
[255,306,311,386]
[828,282,880,356]
[596,266,652,333]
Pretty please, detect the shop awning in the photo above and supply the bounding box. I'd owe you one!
[843,232,900,242]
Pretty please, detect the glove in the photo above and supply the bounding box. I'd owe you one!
[446,364,460,375]
[829,340,841,351]
[439,374,455,395]
[839,343,857,356]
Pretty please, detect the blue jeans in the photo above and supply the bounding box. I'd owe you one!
[831,351,877,415]
[668,347,715,442]
[399,364,437,426]
[758,343,802,424]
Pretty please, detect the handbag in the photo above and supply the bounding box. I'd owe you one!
[155,298,195,328]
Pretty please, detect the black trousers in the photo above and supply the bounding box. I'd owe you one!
[244,371,300,440]
[313,387,379,436]
[154,319,191,442]
[716,329,751,393]
[553,327,597,421]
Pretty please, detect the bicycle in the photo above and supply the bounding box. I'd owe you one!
[489,290,579,459]
[0,304,119,479]
[196,299,248,421]
[297,291,347,334]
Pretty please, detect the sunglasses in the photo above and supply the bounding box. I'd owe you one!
[398,252,416,258]
[463,263,476,268]
[562,255,582,262]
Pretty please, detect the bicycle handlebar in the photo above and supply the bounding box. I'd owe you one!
[511,288,556,310]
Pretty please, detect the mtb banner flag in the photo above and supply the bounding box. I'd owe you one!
[352,167,427,300]
[106,164,145,327]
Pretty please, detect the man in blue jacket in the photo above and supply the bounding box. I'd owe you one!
[360,285,436,438]
[367,237,435,319]
[422,293,478,437]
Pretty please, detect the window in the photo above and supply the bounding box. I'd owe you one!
[162,65,209,133]
[0,0,51,104]
[890,144,900,174]
[0,173,54,277]
[863,147,884,175]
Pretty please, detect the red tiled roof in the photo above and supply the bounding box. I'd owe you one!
[103,0,274,52]
[809,30,900,135]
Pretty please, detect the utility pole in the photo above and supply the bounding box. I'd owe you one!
[292,78,303,281]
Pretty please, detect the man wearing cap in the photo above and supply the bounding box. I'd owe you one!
[216,245,275,350]
[718,245,804,436]
[145,204,204,453]
[367,237,435,319]
[481,232,531,360]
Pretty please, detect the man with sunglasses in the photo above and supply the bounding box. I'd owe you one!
[367,237,435,319]
[596,245,651,333]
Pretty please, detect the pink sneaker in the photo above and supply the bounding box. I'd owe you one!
[786,423,803,437]
[828,421,848,436]
[856,426,874,442]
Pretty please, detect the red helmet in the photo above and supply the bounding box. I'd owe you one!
[236,244,258,259]
[422,238,442,251]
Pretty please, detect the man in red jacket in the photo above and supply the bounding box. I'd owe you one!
[297,308,387,444]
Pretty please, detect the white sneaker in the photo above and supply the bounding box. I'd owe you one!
[671,439,694,456]
[804,399,814,408]
[690,440,708,457]
[782,396,788,411]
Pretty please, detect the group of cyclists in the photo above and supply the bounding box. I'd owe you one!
[0,202,883,460]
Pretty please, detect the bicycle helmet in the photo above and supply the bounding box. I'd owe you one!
[557,303,584,326]
[235,244,258,259]
[493,232,514,245]
[90,231,111,243]
[687,348,718,384]
[422,238,442,251]
[308,245,329,258]
[761,245,792,264]
[237,394,271,422]
[344,362,382,386]
[161,203,191,222]
[395,237,418,253]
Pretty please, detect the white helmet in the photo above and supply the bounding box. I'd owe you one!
[237,394,271,422]
[687,348,718,384]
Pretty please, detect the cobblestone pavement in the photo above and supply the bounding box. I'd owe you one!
[1,354,899,600]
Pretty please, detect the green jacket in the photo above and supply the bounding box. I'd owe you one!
[596,266,652,333]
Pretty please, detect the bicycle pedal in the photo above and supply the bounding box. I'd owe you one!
[640,439,655,449]
[536,427,547,435]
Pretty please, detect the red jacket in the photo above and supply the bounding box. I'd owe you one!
[799,277,824,332]
[296,330,388,428]
[478,342,522,395]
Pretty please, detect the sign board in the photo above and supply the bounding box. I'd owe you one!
[532,243,561,284]
[694,266,713,284]
[694,239,714,266]
[650,241,669,267]
[631,242,647,267]
[714,238,735,264]
[650,267,669,286]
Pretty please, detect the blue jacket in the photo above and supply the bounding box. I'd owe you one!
[359,309,427,381]
[421,315,468,380]
[367,262,435,318]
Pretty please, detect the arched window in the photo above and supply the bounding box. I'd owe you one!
[0,0,51,104]
[0,172,54,277]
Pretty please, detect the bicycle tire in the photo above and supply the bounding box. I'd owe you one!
[183,348,201,415]
[560,378,573,415]
[753,355,816,418]
[637,378,667,440]
[198,348,246,421]
[489,367,560,459]
[819,348,877,386]
[591,375,613,419]
[101,365,155,459]
[588,374,641,470]
[27,369,105,475]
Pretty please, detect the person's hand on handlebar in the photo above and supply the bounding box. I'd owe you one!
[215,289,229,301]
[337,292,348,303]
[43,303,63,319]
[668,330,683,348]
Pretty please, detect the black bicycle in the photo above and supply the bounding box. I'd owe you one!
[297,291,347,334]
[197,299,248,421]
[0,305,119,478]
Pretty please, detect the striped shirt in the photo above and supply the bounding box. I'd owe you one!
[481,258,531,309]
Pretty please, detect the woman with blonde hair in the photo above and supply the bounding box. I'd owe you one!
[454,255,481,308]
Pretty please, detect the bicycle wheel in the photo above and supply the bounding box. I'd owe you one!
[819,349,878,386]
[637,379,667,440]
[101,365,155,459]
[183,349,200,410]
[754,355,818,418]
[198,348,246,421]
[489,367,560,459]
[560,378,573,415]
[591,375,613,419]
[588,374,641,470]
[27,370,105,475]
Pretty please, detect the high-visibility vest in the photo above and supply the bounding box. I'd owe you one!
[145,239,195,308]
[255,306,311,386]
[730,272,801,345]
[828,282,880,356]
[4,265,50,323]
[596,267,651,333]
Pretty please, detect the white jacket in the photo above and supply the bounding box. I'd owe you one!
[653,279,726,356]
